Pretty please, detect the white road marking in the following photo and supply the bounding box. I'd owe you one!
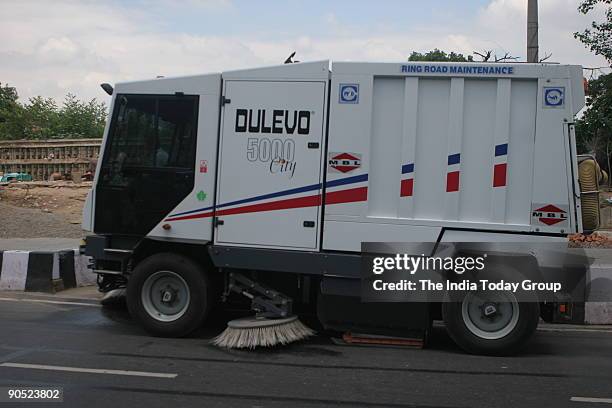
[538,327,612,334]
[0,297,100,308]
[0,362,177,378]
[571,397,612,404]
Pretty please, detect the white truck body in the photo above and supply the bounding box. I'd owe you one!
[82,60,588,353]
[84,60,585,251]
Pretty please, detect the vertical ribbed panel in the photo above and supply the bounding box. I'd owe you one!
[444,78,464,220]
[367,78,404,218]
[398,77,419,218]
[507,80,537,225]
[491,79,512,223]
[413,79,451,221]
[458,79,497,223]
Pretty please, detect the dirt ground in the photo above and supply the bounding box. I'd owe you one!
[0,181,90,238]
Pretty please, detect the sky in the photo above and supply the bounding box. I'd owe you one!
[0,0,609,104]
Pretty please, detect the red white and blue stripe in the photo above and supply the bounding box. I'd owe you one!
[493,143,508,187]
[446,153,461,192]
[165,174,369,222]
[400,163,414,197]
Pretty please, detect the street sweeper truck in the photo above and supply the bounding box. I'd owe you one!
[82,60,591,354]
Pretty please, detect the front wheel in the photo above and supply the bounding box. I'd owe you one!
[127,253,212,337]
[442,290,539,355]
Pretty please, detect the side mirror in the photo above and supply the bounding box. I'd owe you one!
[100,83,114,96]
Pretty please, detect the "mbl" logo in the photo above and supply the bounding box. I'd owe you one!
[532,204,567,226]
[328,152,361,173]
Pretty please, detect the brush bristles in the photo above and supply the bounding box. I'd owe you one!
[212,319,315,349]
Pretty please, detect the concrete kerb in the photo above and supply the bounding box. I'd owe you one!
[585,250,612,325]
[0,249,95,292]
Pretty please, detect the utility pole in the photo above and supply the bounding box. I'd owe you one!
[527,0,539,62]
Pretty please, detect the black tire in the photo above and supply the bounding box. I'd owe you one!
[127,253,212,337]
[442,293,539,356]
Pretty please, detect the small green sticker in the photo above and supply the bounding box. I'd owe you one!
[196,191,207,201]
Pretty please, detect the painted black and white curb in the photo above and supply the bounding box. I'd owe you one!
[0,249,94,292]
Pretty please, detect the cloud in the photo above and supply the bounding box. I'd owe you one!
[0,0,608,104]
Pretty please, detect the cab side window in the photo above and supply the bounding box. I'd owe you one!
[101,95,198,185]
[95,94,199,235]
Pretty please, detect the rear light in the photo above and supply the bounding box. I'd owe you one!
[558,302,572,320]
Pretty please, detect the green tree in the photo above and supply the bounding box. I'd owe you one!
[574,0,612,64]
[0,83,18,109]
[408,49,474,62]
[54,94,107,139]
[21,96,59,140]
[0,82,25,140]
[576,73,612,182]
[0,84,107,140]
[574,0,612,184]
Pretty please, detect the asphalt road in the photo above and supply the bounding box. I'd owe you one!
[0,293,611,408]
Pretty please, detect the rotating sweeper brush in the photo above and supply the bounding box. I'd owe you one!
[212,273,314,349]
[213,315,314,349]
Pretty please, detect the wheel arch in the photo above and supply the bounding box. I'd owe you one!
[129,239,221,301]
[131,239,215,273]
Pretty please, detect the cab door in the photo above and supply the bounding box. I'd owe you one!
[94,94,199,236]
[215,80,326,250]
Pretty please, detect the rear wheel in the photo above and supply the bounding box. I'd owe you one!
[127,253,212,337]
[442,290,539,355]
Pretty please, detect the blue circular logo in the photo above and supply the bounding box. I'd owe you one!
[545,88,564,107]
[340,84,359,103]
[342,87,357,101]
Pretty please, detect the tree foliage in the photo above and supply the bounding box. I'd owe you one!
[0,83,18,108]
[573,0,612,183]
[574,0,612,64]
[575,73,612,180]
[408,49,474,62]
[0,83,24,138]
[54,94,108,139]
[0,83,107,140]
